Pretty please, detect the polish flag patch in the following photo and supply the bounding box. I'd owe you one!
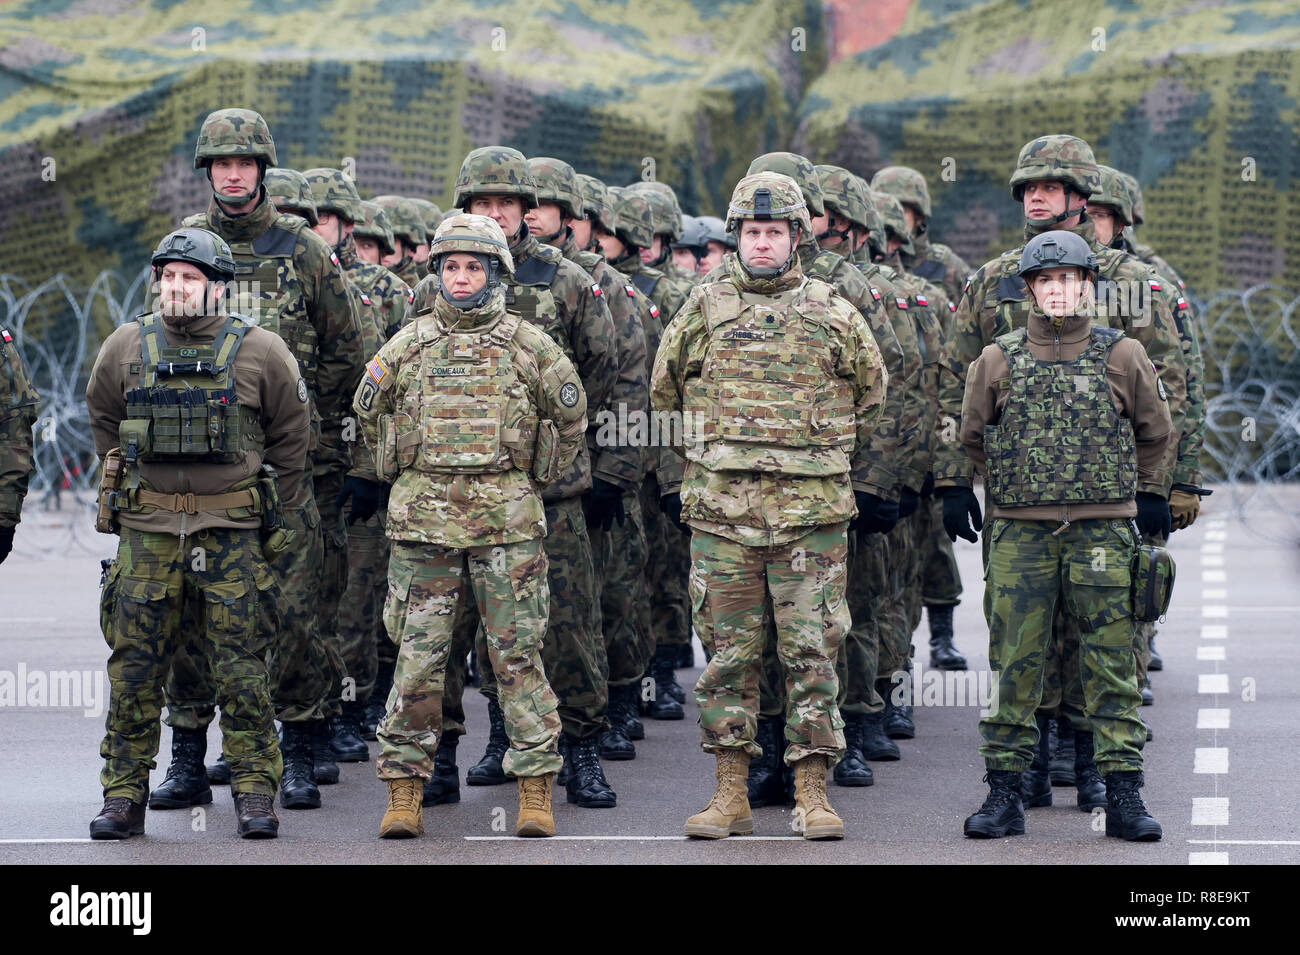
[1,329,11,343]
[624,284,637,298]
[1149,279,1162,292]
[948,301,957,312]
[329,251,340,267]
[895,296,909,309]
[359,292,372,306]
[407,289,416,304]
[649,304,660,319]
[591,283,602,297]
[869,286,881,300]
[916,294,929,307]
[1176,297,1188,310]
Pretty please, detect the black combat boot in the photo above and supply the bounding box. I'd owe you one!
[649,646,685,720]
[423,735,460,806]
[1104,771,1162,841]
[279,722,322,809]
[1049,716,1075,786]
[465,697,509,786]
[1140,677,1155,706]
[832,715,874,787]
[1020,714,1053,808]
[963,771,1026,838]
[207,754,231,785]
[598,697,637,762]
[926,604,967,670]
[329,704,369,762]
[89,797,146,840]
[312,720,340,785]
[363,657,395,740]
[234,792,279,838]
[882,682,916,740]
[746,716,787,807]
[677,643,695,668]
[563,734,617,808]
[860,709,901,760]
[1147,634,1163,671]
[148,727,213,809]
[1072,730,1108,811]
[615,683,645,741]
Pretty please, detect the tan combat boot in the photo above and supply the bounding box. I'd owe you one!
[792,755,844,840]
[379,777,424,838]
[516,773,556,837]
[684,749,754,839]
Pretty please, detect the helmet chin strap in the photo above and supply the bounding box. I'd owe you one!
[1025,189,1086,228]
[208,163,264,212]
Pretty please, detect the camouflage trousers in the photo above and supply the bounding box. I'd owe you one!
[336,512,388,705]
[591,489,653,688]
[980,518,1146,775]
[376,539,562,780]
[920,495,963,607]
[640,473,691,651]
[444,497,609,740]
[691,525,848,766]
[879,512,918,681]
[165,489,339,727]
[101,527,281,799]
[314,470,351,718]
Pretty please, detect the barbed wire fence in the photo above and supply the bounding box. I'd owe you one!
[4,269,1300,558]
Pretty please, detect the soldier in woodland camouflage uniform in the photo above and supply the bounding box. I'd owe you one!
[372,195,428,289]
[0,325,38,566]
[353,201,399,274]
[354,214,586,839]
[870,166,972,306]
[164,108,365,812]
[959,230,1171,842]
[408,198,442,276]
[626,180,701,287]
[652,172,887,840]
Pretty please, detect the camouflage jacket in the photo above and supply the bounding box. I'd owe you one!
[339,237,411,341]
[388,256,423,290]
[0,328,39,528]
[903,232,972,312]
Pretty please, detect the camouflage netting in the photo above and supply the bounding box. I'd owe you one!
[0,0,827,286]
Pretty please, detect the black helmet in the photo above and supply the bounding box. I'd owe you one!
[1018,230,1097,280]
[151,228,236,282]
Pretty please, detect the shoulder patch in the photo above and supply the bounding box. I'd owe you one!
[963,275,972,292]
[948,301,956,312]
[559,380,580,407]
[359,291,372,306]
[407,289,415,304]
[624,284,636,298]
[330,251,340,268]
[296,378,309,403]
[915,294,928,307]
[895,296,908,310]
[1,328,11,343]
[869,286,881,301]
[1176,297,1188,311]
[366,356,391,389]
[649,303,660,319]
[590,283,602,297]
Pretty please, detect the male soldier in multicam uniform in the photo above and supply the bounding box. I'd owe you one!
[164,108,365,813]
[652,172,888,840]
[372,195,428,289]
[413,147,620,809]
[870,165,971,673]
[354,214,587,839]
[87,228,311,839]
[0,324,38,567]
[959,230,1171,842]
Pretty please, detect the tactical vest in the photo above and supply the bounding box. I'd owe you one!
[912,257,945,284]
[119,313,264,467]
[983,326,1137,507]
[404,311,540,474]
[684,278,854,475]
[504,246,560,333]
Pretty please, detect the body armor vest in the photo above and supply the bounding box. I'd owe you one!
[912,256,945,284]
[504,246,560,333]
[683,278,855,476]
[119,313,264,466]
[983,325,1137,507]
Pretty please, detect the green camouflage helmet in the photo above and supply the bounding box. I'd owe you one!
[354,200,396,257]
[725,171,813,236]
[263,168,318,226]
[528,157,584,219]
[151,227,236,282]
[746,151,825,217]
[409,198,445,234]
[574,173,607,223]
[1009,134,1100,201]
[453,146,538,210]
[1091,165,1136,227]
[626,181,682,238]
[815,164,877,232]
[870,165,931,220]
[871,189,915,256]
[1018,230,1098,279]
[193,108,277,169]
[372,195,429,248]
[612,189,655,249]
[302,167,365,224]
[1121,171,1146,227]
[429,212,515,278]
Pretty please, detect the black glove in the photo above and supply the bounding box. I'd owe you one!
[851,491,900,535]
[1135,491,1172,539]
[337,476,386,525]
[662,491,687,531]
[920,472,935,499]
[0,525,13,565]
[940,487,983,543]
[897,487,921,520]
[582,477,626,533]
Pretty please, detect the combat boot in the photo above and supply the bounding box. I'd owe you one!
[279,722,322,809]
[833,716,874,787]
[466,697,510,786]
[148,727,213,809]
[598,719,636,761]
[1147,634,1163,671]
[608,682,644,741]
[312,720,339,785]
[207,755,231,785]
[89,797,146,840]
[1104,771,1162,841]
[1140,677,1155,706]
[746,716,787,808]
[1073,730,1108,811]
[555,733,571,785]
[685,749,753,839]
[963,771,1025,838]
[329,703,369,762]
[926,604,967,670]
[859,709,900,761]
[564,734,617,808]
[516,773,556,836]
[649,647,685,719]
[791,755,844,840]
[1049,716,1075,786]
[1021,714,1053,808]
[234,792,279,839]
[379,777,423,838]
[677,643,695,668]
[883,694,915,740]
[423,735,460,806]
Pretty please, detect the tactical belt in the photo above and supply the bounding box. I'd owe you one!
[132,487,260,515]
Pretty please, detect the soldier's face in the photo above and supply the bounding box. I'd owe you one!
[524,202,564,243]
[902,205,919,235]
[738,220,794,271]
[210,157,260,207]
[413,242,430,264]
[700,241,727,273]
[1021,180,1078,224]
[810,210,831,244]
[157,262,220,320]
[1028,266,1087,318]
[311,210,352,247]
[672,247,699,272]
[441,252,488,298]
[594,225,625,261]
[468,195,524,239]
[355,237,381,264]
[1090,205,1119,246]
[382,240,410,268]
[568,217,593,249]
[639,236,664,264]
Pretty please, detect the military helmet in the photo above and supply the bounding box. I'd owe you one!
[626,181,683,238]
[527,157,584,219]
[671,215,709,252]
[409,198,445,235]
[1009,134,1100,201]
[151,227,237,282]
[193,108,277,169]
[263,168,318,226]
[612,189,655,250]
[746,151,825,217]
[372,196,429,249]
[1089,166,1137,227]
[871,189,915,256]
[301,167,364,224]
[815,164,877,232]
[1018,230,1098,279]
[575,174,619,233]
[697,215,735,250]
[1126,173,1146,227]
[453,146,538,210]
[429,213,515,278]
[870,165,931,221]
[725,171,813,237]
[354,200,397,257]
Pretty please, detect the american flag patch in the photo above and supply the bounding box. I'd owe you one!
[366,356,390,388]
[591,283,602,297]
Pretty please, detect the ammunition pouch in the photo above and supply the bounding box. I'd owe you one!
[95,448,125,535]
[531,418,561,485]
[1131,543,1176,623]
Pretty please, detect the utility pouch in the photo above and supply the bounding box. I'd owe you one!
[531,418,561,485]
[1131,544,1175,623]
[95,448,125,534]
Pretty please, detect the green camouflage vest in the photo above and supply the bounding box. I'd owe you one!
[984,325,1137,507]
